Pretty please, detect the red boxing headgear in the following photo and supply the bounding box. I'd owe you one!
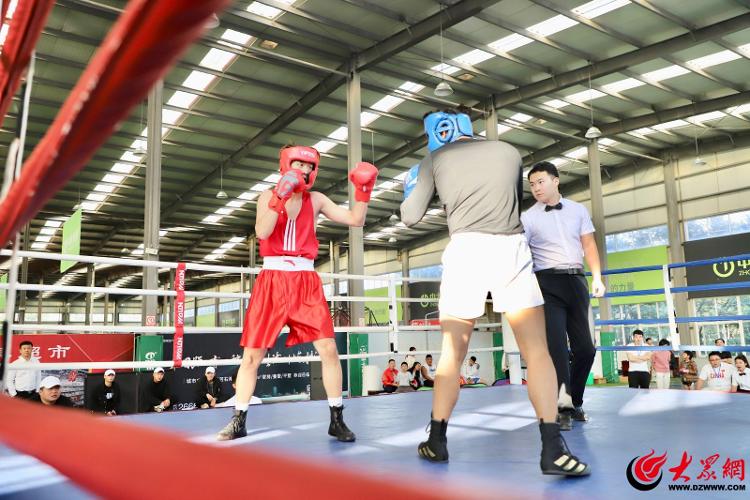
[279,146,320,190]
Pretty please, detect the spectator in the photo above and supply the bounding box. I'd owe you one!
[142,367,171,412]
[31,376,74,407]
[696,352,737,392]
[626,330,651,389]
[733,355,750,394]
[196,367,222,409]
[410,362,424,389]
[395,361,414,393]
[462,356,487,385]
[90,369,120,416]
[381,359,399,393]
[645,338,654,346]
[652,340,672,390]
[218,370,261,407]
[421,354,437,388]
[678,351,698,390]
[715,338,733,363]
[5,341,41,399]
[405,347,417,369]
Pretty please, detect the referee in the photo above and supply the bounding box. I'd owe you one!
[521,161,606,430]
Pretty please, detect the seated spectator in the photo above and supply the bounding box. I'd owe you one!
[381,359,399,393]
[652,340,672,390]
[696,352,737,392]
[31,376,74,407]
[421,354,436,387]
[462,356,486,385]
[142,367,171,412]
[90,369,120,416]
[405,347,417,369]
[679,351,698,390]
[733,355,750,394]
[395,361,414,393]
[626,330,651,389]
[409,362,423,389]
[217,370,261,407]
[715,338,733,362]
[196,366,222,409]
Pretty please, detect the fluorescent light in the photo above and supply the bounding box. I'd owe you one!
[86,193,107,202]
[247,1,281,18]
[162,109,183,125]
[543,99,570,109]
[328,126,348,141]
[399,81,425,93]
[80,201,100,212]
[688,111,725,123]
[202,215,222,224]
[94,184,116,193]
[371,95,405,112]
[653,119,690,131]
[573,0,630,19]
[509,112,533,123]
[183,70,215,91]
[313,140,336,153]
[360,112,379,127]
[453,49,494,66]
[567,89,606,102]
[430,63,461,75]
[102,174,125,184]
[199,48,236,71]
[488,34,533,52]
[44,220,63,228]
[688,50,741,70]
[642,65,690,82]
[167,91,199,109]
[527,15,578,37]
[602,78,644,93]
[264,173,281,183]
[238,191,259,201]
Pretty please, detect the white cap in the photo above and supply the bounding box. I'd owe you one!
[39,376,62,389]
[205,366,216,374]
[104,369,116,377]
[153,367,165,374]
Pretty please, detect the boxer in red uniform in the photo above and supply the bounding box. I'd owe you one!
[217,145,378,442]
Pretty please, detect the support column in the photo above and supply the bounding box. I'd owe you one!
[18,223,30,323]
[399,249,410,325]
[663,153,692,345]
[142,82,163,326]
[113,300,119,325]
[329,241,339,320]
[36,275,43,322]
[587,139,610,323]
[346,60,365,328]
[85,264,94,325]
[215,283,221,327]
[247,235,256,292]
[103,280,110,325]
[486,95,498,141]
[167,269,175,327]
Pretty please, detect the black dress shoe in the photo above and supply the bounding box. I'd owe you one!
[572,407,589,422]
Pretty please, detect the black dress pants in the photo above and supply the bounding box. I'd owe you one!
[537,273,596,409]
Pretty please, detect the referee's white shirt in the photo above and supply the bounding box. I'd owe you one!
[520,198,595,272]
[6,356,42,396]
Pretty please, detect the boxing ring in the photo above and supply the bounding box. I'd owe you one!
[2,1,750,498]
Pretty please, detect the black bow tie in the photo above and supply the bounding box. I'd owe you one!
[545,202,563,212]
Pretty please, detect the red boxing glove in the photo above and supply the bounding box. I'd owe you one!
[349,162,379,203]
[268,169,305,213]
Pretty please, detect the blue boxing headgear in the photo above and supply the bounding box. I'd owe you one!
[423,111,473,152]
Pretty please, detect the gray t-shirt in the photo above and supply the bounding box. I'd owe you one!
[400,138,524,236]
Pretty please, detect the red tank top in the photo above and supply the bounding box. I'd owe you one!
[259,191,319,260]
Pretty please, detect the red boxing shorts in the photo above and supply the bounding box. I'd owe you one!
[240,259,334,349]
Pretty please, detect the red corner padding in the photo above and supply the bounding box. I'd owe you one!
[0,397,509,500]
[0,0,230,246]
[0,0,56,128]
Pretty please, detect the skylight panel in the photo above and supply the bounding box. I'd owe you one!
[313,140,336,153]
[328,127,348,141]
[230,236,245,243]
[86,193,107,202]
[567,89,606,102]
[399,81,425,93]
[111,163,135,174]
[199,48,236,71]
[641,65,690,82]
[601,78,644,93]
[221,29,254,47]
[264,173,281,183]
[250,183,268,192]
[162,109,183,125]
[431,63,461,75]
[167,91,199,109]
[80,201,100,212]
[360,112,379,127]
[550,158,568,166]
[120,151,142,163]
[102,174,125,184]
[653,119,689,131]
[573,0,630,19]
[488,34,533,53]
[203,215,222,224]
[215,208,234,216]
[564,147,588,159]
[453,49,494,66]
[247,2,282,18]
[227,200,246,208]
[527,15,578,37]
[238,191,259,201]
[543,99,570,109]
[371,95,405,112]
[509,112,533,122]
[94,184,116,193]
[688,111,725,123]
[687,50,741,70]
[44,220,63,228]
[182,71,215,91]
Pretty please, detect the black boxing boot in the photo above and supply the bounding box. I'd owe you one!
[539,421,590,476]
[216,409,247,441]
[417,418,449,463]
[328,405,356,442]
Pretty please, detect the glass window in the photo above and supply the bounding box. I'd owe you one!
[685,209,750,241]
[740,295,750,315]
[640,303,658,319]
[622,304,638,320]
[699,324,719,344]
[716,297,739,316]
[695,298,716,317]
[606,225,668,252]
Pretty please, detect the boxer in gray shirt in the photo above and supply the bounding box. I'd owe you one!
[401,108,589,476]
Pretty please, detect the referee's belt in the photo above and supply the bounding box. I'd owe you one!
[536,267,584,276]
